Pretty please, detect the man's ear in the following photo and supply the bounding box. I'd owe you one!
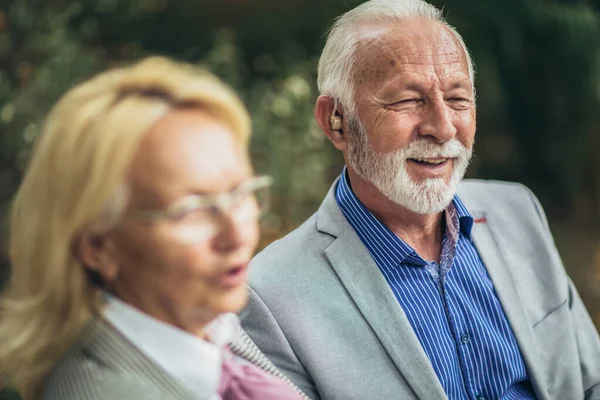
[76,231,119,286]
[315,95,347,151]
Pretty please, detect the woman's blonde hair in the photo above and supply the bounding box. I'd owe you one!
[0,56,251,399]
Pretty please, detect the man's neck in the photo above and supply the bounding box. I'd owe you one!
[347,169,445,262]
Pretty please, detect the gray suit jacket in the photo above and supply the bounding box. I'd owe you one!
[241,179,600,400]
[43,318,310,400]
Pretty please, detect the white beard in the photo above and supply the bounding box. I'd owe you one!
[345,116,473,215]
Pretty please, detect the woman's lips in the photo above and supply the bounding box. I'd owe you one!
[217,263,248,288]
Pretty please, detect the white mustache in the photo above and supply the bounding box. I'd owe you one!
[401,139,469,160]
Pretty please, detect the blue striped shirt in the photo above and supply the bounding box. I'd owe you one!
[335,169,535,400]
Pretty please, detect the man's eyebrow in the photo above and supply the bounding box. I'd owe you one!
[380,81,426,93]
[378,73,472,95]
[445,80,472,91]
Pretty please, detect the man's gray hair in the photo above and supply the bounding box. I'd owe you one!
[317,0,475,117]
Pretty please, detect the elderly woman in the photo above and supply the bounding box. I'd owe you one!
[0,57,306,400]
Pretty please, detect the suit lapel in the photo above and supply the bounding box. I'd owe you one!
[317,184,446,399]
[470,211,550,400]
[83,319,198,400]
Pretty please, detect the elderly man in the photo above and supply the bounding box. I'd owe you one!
[241,0,600,399]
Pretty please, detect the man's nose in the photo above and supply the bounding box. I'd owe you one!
[417,100,457,143]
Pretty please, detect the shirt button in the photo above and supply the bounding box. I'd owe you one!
[475,395,484,400]
[460,334,470,344]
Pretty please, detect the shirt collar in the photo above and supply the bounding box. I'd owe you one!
[335,167,474,267]
[451,192,474,240]
[103,294,240,399]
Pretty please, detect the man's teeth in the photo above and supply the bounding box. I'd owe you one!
[413,157,447,164]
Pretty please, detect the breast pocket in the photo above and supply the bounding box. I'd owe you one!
[532,299,580,396]
[532,300,569,347]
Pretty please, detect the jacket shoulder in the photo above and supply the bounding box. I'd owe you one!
[458,179,542,216]
[459,178,532,203]
[249,212,336,287]
[43,348,161,400]
[253,213,330,263]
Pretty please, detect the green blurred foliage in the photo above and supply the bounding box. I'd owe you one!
[0,388,20,400]
[1,0,600,318]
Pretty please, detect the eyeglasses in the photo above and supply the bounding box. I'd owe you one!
[125,175,273,244]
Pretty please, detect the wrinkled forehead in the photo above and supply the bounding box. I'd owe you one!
[353,19,470,86]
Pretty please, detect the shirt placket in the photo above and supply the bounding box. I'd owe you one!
[427,207,478,400]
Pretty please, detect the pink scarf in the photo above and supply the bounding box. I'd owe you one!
[218,347,303,400]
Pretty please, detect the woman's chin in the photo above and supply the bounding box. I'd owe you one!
[199,284,250,319]
[219,284,250,314]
